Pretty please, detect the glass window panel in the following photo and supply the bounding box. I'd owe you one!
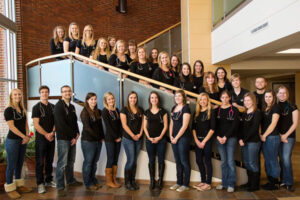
[213,0,224,26]
[0,26,8,79]
[0,0,6,17]
[224,0,244,16]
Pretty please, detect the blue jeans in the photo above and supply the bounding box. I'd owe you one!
[279,138,295,185]
[105,141,121,168]
[262,135,280,178]
[81,140,102,187]
[56,140,77,190]
[217,137,237,188]
[242,142,261,172]
[195,139,212,184]
[171,136,191,187]
[5,138,27,184]
[122,137,142,170]
[146,138,166,164]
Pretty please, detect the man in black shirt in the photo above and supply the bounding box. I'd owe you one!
[230,73,249,112]
[54,85,81,197]
[32,86,55,194]
[253,76,267,110]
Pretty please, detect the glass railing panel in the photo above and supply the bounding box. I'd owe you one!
[27,65,40,97]
[170,25,182,56]
[73,60,120,108]
[225,0,244,15]
[41,59,72,96]
[213,0,224,26]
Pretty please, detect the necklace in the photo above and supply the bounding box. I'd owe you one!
[109,110,119,120]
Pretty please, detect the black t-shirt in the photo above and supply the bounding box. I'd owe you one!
[4,107,26,140]
[150,62,159,72]
[80,108,104,141]
[102,108,122,142]
[121,107,144,140]
[31,102,55,141]
[152,68,175,87]
[64,36,78,52]
[193,76,203,93]
[171,104,191,138]
[108,54,131,71]
[174,76,194,92]
[254,91,265,111]
[145,108,167,138]
[50,38,64,60]
[76,39,97,58]
[215,106,239,138]
[278,101,298,138]
[97,54,108,64]
[218,80,233,93]
[231,88,249,106]
[198,87,220,102]
[261,104,280,136]
[241,110,261,143]
[192,109,216,139]
[130,62,155,81]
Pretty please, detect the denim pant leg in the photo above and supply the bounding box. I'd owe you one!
[246,142,261,173]
[91,142,102,184]
[56,140,70,190]
[35,139,47,185]
[133,139,142,166]
[146,139,156,164]
[172,143,183,185]
[242,145,250,171]
[262,135,280,178]
[226,137,237,187]
[81,140,98,187]
[279,138,295,185]
[195,146,206,183]
[122,137,135,171]
[45,140,55,183]
[157,138,166,164]
[178,137,191,187]
[217,140,228,187]
[203,140,213,184]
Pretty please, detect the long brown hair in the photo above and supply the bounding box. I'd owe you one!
[203,71,219,93]
[149,48,159,63]
[243,92,257,112]
[195,93,211,120]
[179,62,193,82]
[83,92,101,120]
[262,89,277,111]
[148,91,161,109]
[126,91,140,115]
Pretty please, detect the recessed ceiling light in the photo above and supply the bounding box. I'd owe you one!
[277,48,300,54]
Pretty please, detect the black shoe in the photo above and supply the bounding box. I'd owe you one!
[158,163,165,190]
[262,177,279,190]
[240,170,250,190]
[125,170,135,191]
[68,180,83,187]
[247,172,260,192]
[148,163,155,190]
[285,185,295,192]
[57,188,67,197]
[131,165,139,190]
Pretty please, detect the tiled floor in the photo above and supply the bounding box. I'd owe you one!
[1,142,300,200]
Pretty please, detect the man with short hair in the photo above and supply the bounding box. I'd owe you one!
[54,85,81,197]
[32,85,56,194]
[254,77,267,110]
[230,73,249,112]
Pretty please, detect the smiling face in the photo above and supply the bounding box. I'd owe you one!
[160,53,169,66]
[216,69,225,80]
[70,24,78,37]
[277,88,288,102]
[84,26,93,39]
[171,56,178,68]
[220,92,230,105]
[129,93,137,106]
[40,88,49,101]
[255,77,266,90]
[244,96,253,109]
[199,95,208,108]
[182,64,190,76]
[194,62,202,74]
[99,39,107,50]
[57,28,64,39]
[151,49,158,60]
[138,48,146,60]
[87,95,97,109]
[106,95,115,108]
[206,74,215,85]
[11,89,22,104]
[61,86,72,101]
[128,44,136,54]
[109,38,116,47]
[231,77,241,88]
[264,92,274,106]
[117,42,125,54]
[150,93,159,107]
[175,92,184,105]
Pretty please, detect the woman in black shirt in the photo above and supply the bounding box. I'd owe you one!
[169,90,191,192]
[64,22,79,53]
[144,92,168,190]
[199,71,220,108]
[192,60,204,93]
[80,93,104,190]
[215,67,233,93]
[130,47,154,86]
[120,91,144,191]
[215,90,239,193]
[239,93,261,192]
[90,37,111,70]
[75,24,97,63]
[192,93,215,191]
[149,48,159,70]
[260,90,281,190]
[102,92,122,188]
[127,39,137,62]
[50,25,66,60]
[152,51,175,94]
[109,40,131,78]
[4,89,32,198]
[174,62,194,92]
[277,86,298,191]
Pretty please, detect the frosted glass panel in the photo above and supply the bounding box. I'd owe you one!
[27,65,40,97]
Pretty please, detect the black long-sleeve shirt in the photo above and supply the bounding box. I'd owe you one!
[241,110,261,143]
[80,108,104,141]
[54,99,79,140]
[192,109,216,139]
[102,108,122,142]
[215,106,239,138]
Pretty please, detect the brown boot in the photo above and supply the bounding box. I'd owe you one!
[15,179,32,193]
[112,165,121,188]
[105,168,118,188]
[4,182,21,199]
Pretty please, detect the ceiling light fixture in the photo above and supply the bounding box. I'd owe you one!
[277,48,300,54]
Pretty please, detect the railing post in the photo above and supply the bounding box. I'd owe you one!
[119,72,123,108]
[38,61,41,87]
[70,56,75,101]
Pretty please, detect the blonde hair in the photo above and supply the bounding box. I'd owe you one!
[203,71,219,93]
[158,51,171,69]
[231,73,240,82]
[112,40,126,54]
[244,92,257,112]
[8,88,26,115]
[53,25,66,46]
[68,22,80,40]
[103,92,116,110]
[277,85,290,100]
[195,93,211,120]
[82,24,95,46]
[91,37,111,60]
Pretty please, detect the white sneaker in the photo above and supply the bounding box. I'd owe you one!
[170,184,180,190]
[45,181,56,188]
[176,186,189,192]
[38,184,46,194]
[216,185,224,190]
[227,187,234,193]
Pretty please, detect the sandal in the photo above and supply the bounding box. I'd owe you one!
[193,183,205,189]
